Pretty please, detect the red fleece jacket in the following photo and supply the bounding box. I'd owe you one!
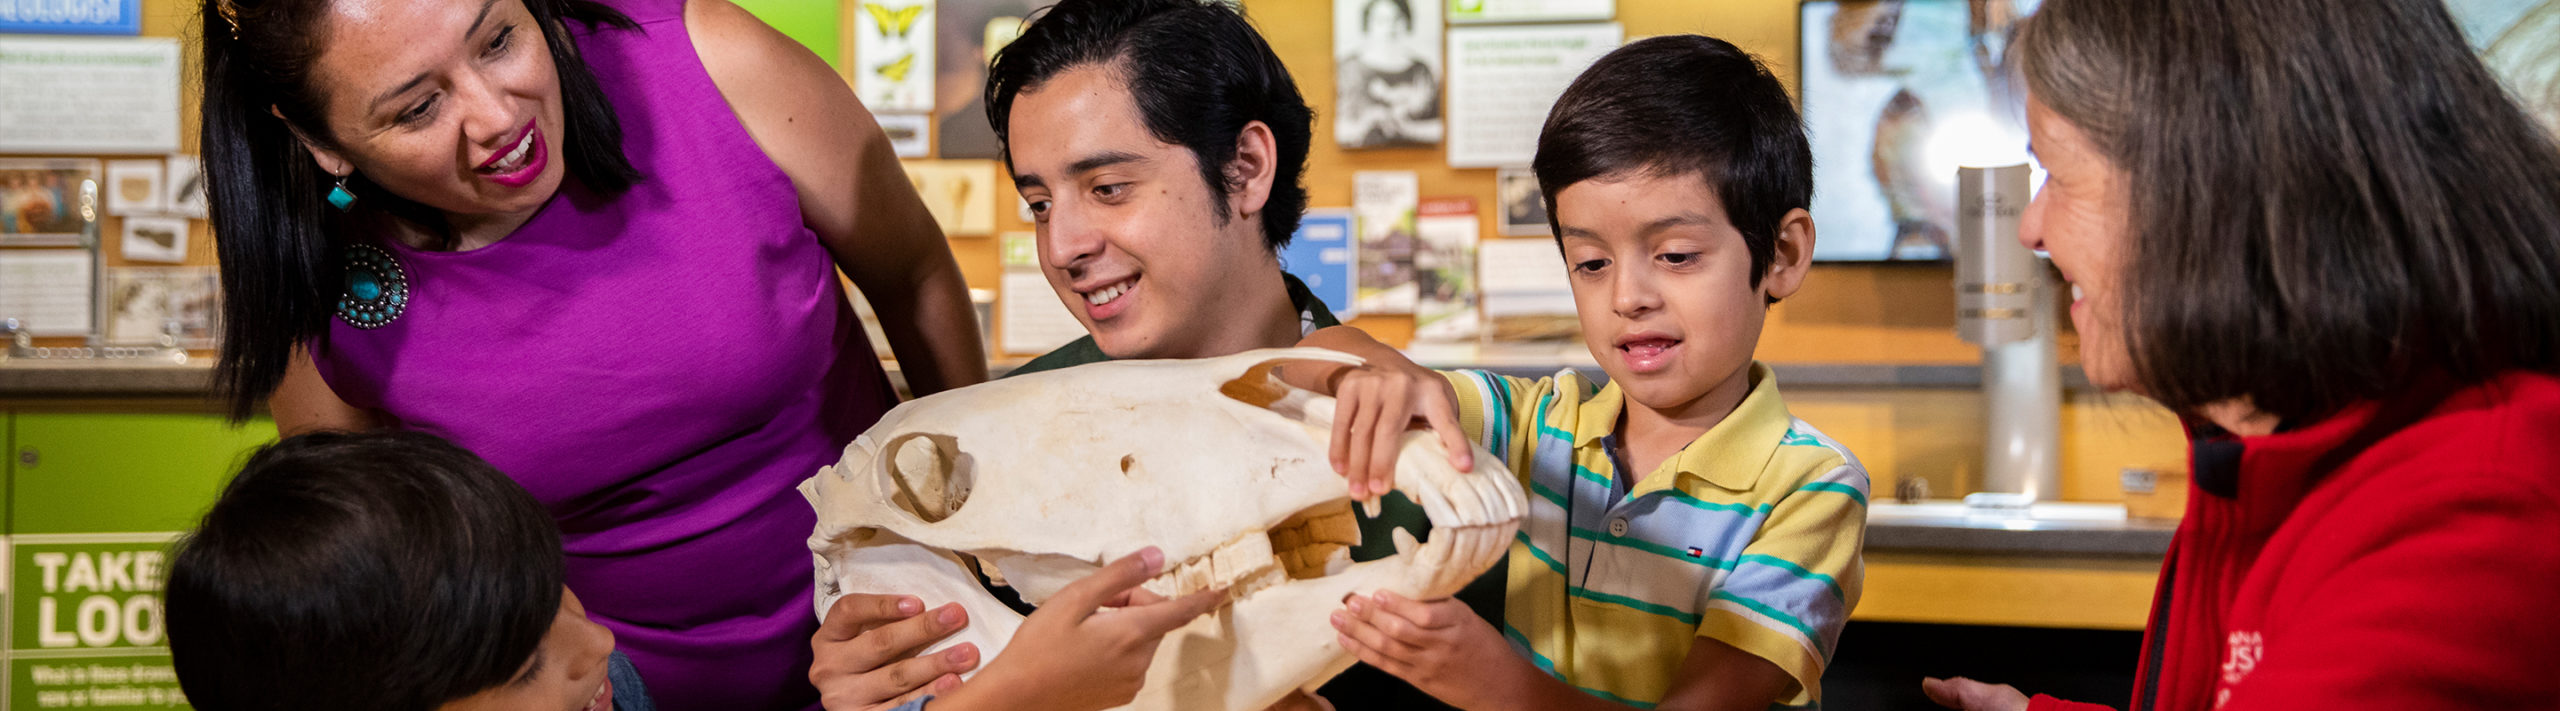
[2031,370,2560,711]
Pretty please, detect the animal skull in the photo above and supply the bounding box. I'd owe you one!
[801,348,1525,711]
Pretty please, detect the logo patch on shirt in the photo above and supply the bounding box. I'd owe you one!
[2216,630,2264,708]
[1686,547,1705,558]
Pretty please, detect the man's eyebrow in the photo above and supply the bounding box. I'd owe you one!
[1068,151,1148,176]
[1014,151,1150,190]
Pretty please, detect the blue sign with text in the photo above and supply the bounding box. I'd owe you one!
[1283,210,1357,317]
[0,0,142,35]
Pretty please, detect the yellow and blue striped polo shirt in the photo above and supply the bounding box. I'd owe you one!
[1442,362,1869,709]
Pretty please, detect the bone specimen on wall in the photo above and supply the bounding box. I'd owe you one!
[801,348,1526,711]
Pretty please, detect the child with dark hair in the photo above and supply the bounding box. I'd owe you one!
[168,430,659,711]
[171,430,1214,711]
[1296,35,1871,711]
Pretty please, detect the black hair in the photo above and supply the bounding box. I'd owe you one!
[985,0,1314,251]
[2020,0,2560,423]
[1360,0,1413,31]
[204,0,643,421]
[166,430,565,711]
[1532,34,1811,304]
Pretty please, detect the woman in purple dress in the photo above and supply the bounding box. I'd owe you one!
[197,0,1000,708]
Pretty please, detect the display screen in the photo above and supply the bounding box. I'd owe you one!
[2447,0,2560,136]
[1802,0,2041,262]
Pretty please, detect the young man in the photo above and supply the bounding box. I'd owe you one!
[805,2,1484,709]
[1298,36,1872,710]
[991,0,1324,374]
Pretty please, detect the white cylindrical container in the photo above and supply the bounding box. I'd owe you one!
[1956,165,2037,346]
[1955,164,2060,505]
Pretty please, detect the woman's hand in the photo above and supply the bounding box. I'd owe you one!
[809,593,981,711]
[1921,677,2030,711]
[935,547,1225,711]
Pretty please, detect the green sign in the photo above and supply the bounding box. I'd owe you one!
[13,658,186,710]
[9,534,187,710]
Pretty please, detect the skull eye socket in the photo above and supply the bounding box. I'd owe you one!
[881,432,971,522]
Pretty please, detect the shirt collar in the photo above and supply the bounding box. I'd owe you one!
[1576,362,1793,495]
[1285,272,1342,330]
[2192,369,2467,536]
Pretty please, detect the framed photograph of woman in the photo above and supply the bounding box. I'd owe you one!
[1335,0,1445,148]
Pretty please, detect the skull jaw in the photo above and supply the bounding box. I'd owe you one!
[810,531,1023,669]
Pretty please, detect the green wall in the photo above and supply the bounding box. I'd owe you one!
[5,413,274,711]
[735,0,844,68]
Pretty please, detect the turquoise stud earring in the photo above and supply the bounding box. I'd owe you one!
[328,175,356,211]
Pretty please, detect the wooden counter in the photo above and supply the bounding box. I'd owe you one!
[1857,502,2171,631]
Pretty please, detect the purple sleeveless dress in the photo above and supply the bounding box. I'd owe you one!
[312,3,893,708]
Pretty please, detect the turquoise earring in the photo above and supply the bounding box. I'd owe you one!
[328,175,356,211]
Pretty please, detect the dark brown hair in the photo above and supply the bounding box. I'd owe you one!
[168,430,563,711]
[2020,0,2560,423]
[1532,35,1809,304]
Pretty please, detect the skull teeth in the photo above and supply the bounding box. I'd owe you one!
[1132,434,1531,608]
[1268,502,1364,580]
[1143,532,1284,602]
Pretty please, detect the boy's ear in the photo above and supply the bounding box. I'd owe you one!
[270,105,353,179]
[1224,120,1278,220]
[1761,207,1817,301]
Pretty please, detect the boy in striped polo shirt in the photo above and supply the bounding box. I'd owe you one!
[1287,35,1869,711]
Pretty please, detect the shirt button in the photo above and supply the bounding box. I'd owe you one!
[1608,518,1630,537]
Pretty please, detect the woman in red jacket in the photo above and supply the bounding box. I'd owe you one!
[1922,1,2560,710]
